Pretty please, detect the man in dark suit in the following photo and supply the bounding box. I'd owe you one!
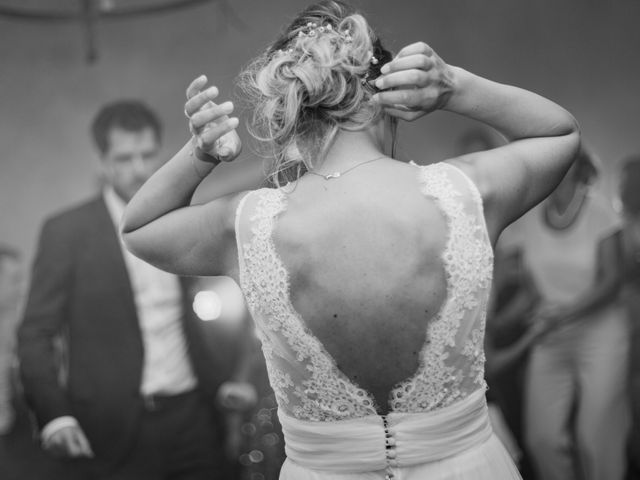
[17,100,229,479]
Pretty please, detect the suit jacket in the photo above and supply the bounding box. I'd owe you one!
[17,195,227,467]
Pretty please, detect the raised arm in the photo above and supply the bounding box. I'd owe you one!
[373,42,581,243]
[121,76,262,278]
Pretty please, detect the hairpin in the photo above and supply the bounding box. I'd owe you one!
[361,51,379,84]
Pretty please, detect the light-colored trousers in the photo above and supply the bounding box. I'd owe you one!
[524,306,630,480]
[0,319,16,434]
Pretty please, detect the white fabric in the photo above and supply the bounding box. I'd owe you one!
[0,314,16,435]
[501,194,620,307]
[280,435,519,480]
[280,390,519,479]
[502,191,628,480]
[487,403,522,464]
[525,312,630,480]
[103,188,196,396]
[236,163,493,420]
[280,388,489,470]
[235,162,519,478]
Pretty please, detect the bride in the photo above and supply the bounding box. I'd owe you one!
[121,1,579,478]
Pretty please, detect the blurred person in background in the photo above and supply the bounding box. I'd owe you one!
[485,244,559,479]
[17,100,234,479]
[601,155,640,480]
[502,147,629,480]
[0,245,23,436]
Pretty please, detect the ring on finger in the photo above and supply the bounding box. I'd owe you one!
[184,108,191,119]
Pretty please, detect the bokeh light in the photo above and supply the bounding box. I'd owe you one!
[192,290,222,321]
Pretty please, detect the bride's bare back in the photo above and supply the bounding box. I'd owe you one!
[274,160,449,411]
[235,159,493,420]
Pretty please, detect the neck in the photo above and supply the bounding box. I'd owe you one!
[314,126,385,173]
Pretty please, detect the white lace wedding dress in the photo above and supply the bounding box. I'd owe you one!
[235,162,522,479]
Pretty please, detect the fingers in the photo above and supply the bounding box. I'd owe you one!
[72,429,94,458]
[395,41,435,59]
[375,52,440,90]
[367,40,452,125]
[379,54,435,77]
[382,107,423,122]
[373,88,427,108]
[65,433,85,457]
[46,427,94,458]
[185,86,219,118]
[195,117,239,152]
[43,438,66,457]
[372,87,437,121]
[372,48,442,118]
[186,74,207,100]
[184,76,241,161]
[44,429,71,456]
[190,101,234,132]
[375,68,432,91]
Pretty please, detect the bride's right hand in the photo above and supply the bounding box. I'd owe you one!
[184,75,241,162]
[372,42,455,121]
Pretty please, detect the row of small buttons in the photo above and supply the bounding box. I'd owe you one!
[382,416,397,479]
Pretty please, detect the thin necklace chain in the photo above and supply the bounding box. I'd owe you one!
[307,155,387,180]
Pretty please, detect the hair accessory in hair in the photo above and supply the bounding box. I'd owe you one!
[279,21,381,84]
[294,21,352,43]
[360,51,379,84]
[276,48,295,56]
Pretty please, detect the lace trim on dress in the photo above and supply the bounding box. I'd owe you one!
[239,189,378,421]
[236,162,493,421]
[389,163,492,412]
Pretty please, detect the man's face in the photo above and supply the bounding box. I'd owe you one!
[100,127,163,203]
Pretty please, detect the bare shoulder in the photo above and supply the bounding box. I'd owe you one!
[443,154,505,244]
[444,155,493,202]
[220,189,254,230]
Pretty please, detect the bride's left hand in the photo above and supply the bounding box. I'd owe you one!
[372,41,455,121]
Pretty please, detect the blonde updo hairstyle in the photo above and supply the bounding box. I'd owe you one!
[239,0,392,186]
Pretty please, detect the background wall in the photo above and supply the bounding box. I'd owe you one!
[1,0,640,262]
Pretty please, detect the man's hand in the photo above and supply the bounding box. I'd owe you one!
[217,381,258,412]
[43,425,94,458]
[373,41,455,121]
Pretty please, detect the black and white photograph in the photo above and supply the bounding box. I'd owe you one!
[1,1,639,479]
